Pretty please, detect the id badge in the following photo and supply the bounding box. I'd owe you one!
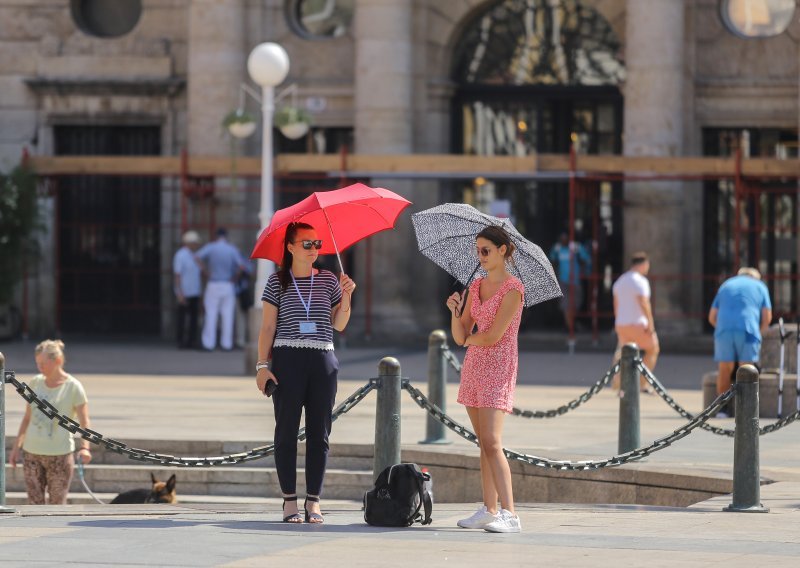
[299,321,318,334]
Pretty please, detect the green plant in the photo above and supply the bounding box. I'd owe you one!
[222,108,256,128]
[274,106,312,128]
[0,164,41,303]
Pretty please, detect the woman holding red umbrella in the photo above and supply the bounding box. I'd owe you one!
[256,222,356,524]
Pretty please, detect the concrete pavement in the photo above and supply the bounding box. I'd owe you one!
[1,484,799,567]
[2,338,800,566]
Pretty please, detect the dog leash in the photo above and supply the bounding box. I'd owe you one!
[75,452,107,505]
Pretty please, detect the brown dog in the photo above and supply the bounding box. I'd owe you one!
[110,473,177,504]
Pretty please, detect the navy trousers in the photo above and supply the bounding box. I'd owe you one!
[271,346,338,496]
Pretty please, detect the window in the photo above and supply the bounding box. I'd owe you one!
[285,0,353,40]
[720,0,795,38]
[452,0,625,86]
[71,0,142,38]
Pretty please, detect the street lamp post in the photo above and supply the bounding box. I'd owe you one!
[243,42,289,372]
[246,42,290,304]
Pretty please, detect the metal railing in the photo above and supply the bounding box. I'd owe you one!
[0,341,786,512]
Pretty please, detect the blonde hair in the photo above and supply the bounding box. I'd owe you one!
[737,267,761,280]
[35,339,65,363]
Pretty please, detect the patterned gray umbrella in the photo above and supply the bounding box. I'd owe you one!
[411,203,562,307]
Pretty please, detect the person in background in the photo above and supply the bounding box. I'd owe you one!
[611,252,659,392]
[196,228,244,351]
[173,230,203,349]
[549,232,591,332]
[8,340,92,505]
[234,253,254,349]
[708,267,772,417]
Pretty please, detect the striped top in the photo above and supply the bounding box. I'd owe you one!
[262,269,343,350]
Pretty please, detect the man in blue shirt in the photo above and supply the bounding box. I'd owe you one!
[173,230,202,349]
[196,228,245,351]
[549,232,592,331]
[708,267,772,413]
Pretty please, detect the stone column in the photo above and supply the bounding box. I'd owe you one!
[353,0,423,339]
[623,0,687,332]
[187,0,245,156]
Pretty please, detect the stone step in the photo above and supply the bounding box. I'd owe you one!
[3,439,375,471]
[4,463,374,500]
[4,492,363,507]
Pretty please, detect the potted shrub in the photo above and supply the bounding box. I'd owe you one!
[222,108,257,139]
[274,106,311,140]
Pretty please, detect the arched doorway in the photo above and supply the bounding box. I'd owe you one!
[451,0,625,330]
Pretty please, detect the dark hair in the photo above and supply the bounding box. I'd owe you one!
[630,251,649,266]
[476,225,515,259]
[278,222,315,291]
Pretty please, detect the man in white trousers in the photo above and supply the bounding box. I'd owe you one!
[196,228,244,351]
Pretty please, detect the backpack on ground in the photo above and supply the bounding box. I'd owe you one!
[363,463,433,527]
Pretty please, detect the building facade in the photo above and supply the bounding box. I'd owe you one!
[0,0,797,340]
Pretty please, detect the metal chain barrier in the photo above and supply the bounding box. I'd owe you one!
[442,346,619,419]
[4,371,375,467]
[402,379,735,471]
[636,362,800,437]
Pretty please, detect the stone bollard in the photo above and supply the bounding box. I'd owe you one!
[618,343,641,454]
[724,364,769,513]
[0,352,14,512]
[420,330,450,445]
[373,357,402,480]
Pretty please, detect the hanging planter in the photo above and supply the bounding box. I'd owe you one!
[223,109,257,139]
[274,106,311,140]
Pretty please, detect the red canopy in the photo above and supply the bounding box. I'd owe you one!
[250,183,412,266]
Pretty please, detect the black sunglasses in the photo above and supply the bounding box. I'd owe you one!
[295,239,323,250]
[476,246,494,257]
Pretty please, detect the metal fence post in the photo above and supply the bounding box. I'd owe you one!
[724,364,768,513]
[618,343,641,454]
[373,357,402,480]
[420,330,450,444]
[0,352,15,512]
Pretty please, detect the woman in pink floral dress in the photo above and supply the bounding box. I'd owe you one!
[446,225,524,534]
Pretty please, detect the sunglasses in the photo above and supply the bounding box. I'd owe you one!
[476,246,495,257]
[295,239,323,250]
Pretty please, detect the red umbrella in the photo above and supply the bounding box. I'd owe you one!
[250,182,412,271]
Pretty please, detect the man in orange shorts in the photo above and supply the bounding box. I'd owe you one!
[611,252,659,391]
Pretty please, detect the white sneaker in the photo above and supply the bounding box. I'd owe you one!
[484,509,521,533]
[457,505,497,529]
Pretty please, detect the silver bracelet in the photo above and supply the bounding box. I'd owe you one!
[256,362,271,372]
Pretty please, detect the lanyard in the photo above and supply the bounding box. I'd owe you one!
[290,271,314,320]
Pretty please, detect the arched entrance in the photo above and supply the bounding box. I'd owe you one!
[451,0,625,330]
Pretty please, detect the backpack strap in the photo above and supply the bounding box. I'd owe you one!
[410,470,432,526]
[419,471,432,525]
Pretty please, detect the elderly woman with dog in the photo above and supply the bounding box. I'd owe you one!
[256,222,356,524]
[8,340,93,505]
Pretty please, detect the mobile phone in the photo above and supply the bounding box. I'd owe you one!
[265,379,278,397]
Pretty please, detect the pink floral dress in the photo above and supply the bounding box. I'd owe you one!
[457,276,525,413]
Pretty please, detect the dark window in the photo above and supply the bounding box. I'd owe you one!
[71,0,142,38]
[54,125,161,335]
[703,127,798,321]
[285,0,353,40]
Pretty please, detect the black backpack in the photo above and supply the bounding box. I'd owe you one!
[364,463,432,527]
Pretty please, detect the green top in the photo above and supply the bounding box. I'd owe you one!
[23,374,88,456]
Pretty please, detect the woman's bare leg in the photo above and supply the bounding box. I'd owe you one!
[477,408,515,514]
[466,406,497,513]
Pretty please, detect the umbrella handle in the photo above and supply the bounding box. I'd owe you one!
[322,209,346,274]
